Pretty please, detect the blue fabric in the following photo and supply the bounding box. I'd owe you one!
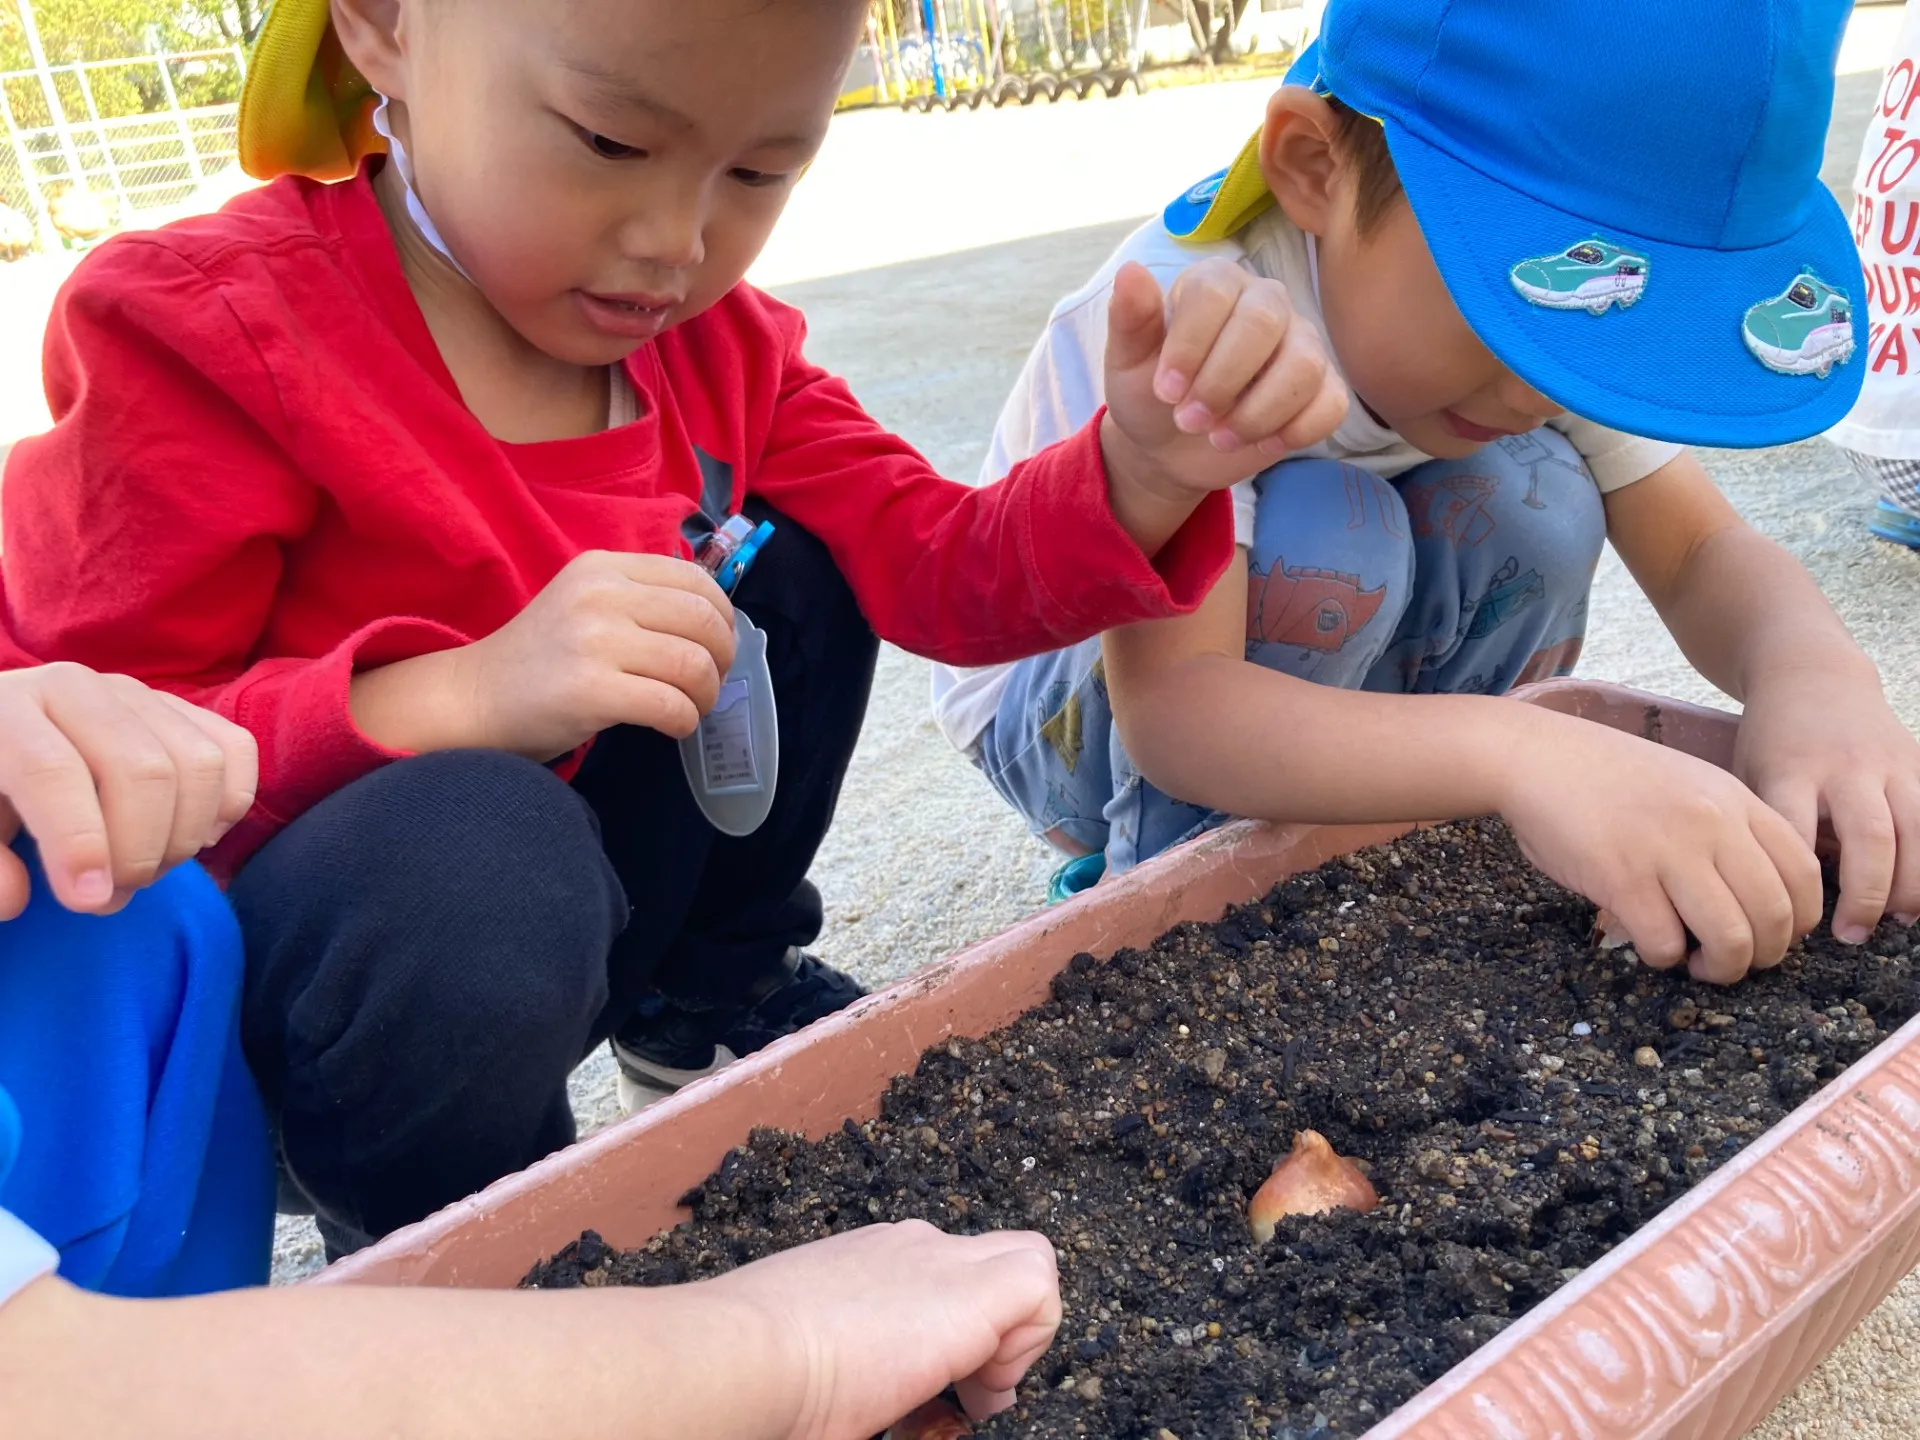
[976,436,1605,875]
[0,843,273,1297]
[1269,0,1865,449]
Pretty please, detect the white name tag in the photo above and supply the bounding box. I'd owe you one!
[699,679,760,793]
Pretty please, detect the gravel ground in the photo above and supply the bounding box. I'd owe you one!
[184,30,1920,1433]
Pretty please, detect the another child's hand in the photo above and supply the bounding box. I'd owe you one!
[1100,259,1347,521]
[1734,673,1920,942]
[1499,714,1823,984]
[455,551,737,761]
[709,1219,1061,1438]
[0,664,257,919]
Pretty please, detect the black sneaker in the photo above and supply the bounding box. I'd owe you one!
[610,949,866,1113]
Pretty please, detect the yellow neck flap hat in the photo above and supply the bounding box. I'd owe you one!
[238,0,388,181]
[1160,130,1275,245]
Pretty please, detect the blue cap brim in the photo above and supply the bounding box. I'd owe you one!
[1387,123,1866,449]
[1286,38,1322,89]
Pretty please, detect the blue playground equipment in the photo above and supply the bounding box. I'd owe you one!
[843,0,1151,113]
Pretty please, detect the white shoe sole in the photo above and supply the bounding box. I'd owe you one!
[611,1041,739,1115]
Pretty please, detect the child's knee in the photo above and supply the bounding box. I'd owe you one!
[1527,489,1604,593]
[1491,431,1605,563]
[1246,459,1413,660]
[230,753,626,1059]
[738,498,878,662]
[236,750,614,914]
[1251,458,1413,552]
[0,851,239,1044]
[0,856,258,1287]
[1406,432,1606,579]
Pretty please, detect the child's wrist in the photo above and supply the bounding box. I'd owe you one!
[1099,414,1202,557]
[348,647,487,755]
[1742,650,1883,709]
[683,1275,816,1438]
[1099,413,1189,504]
[1477,702,1570,816]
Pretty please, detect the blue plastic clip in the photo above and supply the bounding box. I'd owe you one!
[717,520,775,594]
[698,516,777,596]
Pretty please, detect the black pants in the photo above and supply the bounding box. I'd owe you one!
[231,506,878,1243]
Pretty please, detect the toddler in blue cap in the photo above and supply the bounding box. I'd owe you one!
[935,0,1920,981]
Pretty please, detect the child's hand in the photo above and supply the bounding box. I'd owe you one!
[708,1220,1061,1438]
[1100,259,1347,536]
[1734,672,1920,941]
[455,551,737,761]
[0,664,257,919]
[1499,715,1823,984]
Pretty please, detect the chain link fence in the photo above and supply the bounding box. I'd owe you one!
[1,0,256,258]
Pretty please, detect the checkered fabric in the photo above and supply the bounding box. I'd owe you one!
[1842,449,1920,516]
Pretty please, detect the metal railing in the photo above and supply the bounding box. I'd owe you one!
[1,47,247,257]
[843,0,1307,112]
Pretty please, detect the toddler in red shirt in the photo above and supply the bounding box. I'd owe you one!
[0,0,1344,1253]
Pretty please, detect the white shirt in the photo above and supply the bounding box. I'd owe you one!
[1827,0,1920,459]
[929,208,1684,753]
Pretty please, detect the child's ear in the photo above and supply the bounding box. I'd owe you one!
[331,0,408,99]
[1258,88,1344,238]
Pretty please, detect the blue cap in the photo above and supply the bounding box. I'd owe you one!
[1194,1,1866,449]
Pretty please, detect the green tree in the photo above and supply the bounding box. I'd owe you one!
[2,0,257,123]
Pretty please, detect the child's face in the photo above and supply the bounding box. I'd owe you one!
[1314,196,1565,458]
[1259,92,1564,459]
[347,0,866,365]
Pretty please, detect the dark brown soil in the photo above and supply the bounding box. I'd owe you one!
[525,820,1920,1439]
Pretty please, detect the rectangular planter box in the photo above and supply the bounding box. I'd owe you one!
[316,681,1920,1440]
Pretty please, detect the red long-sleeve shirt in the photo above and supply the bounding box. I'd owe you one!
[1,168,1230,874]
